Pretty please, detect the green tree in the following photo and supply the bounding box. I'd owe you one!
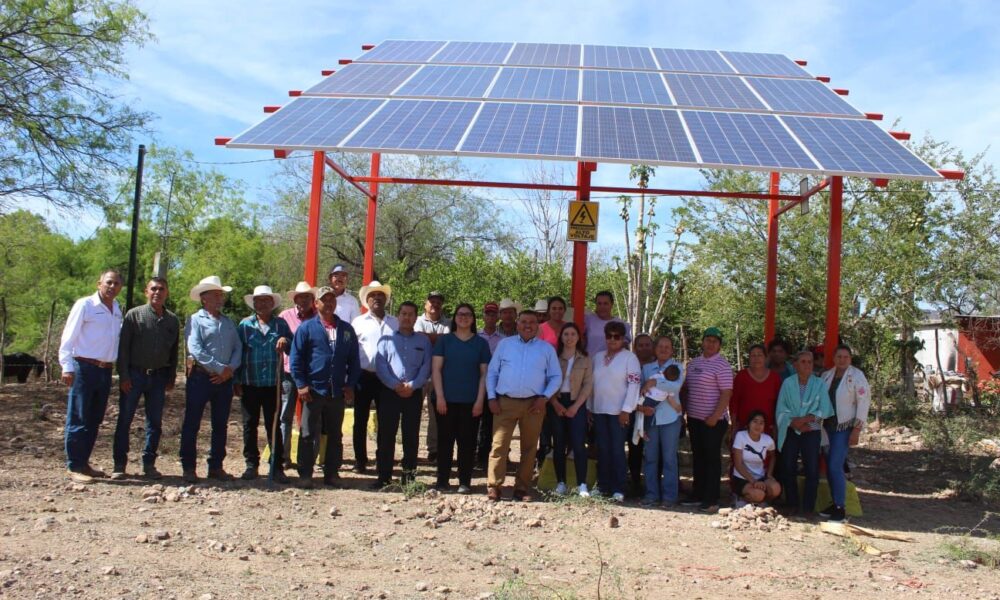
[0,0,151,211]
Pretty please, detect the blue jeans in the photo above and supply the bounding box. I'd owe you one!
[781,428,821,512]
[593,413,627,496]
[549,394,588,486]
[64,360,112,471]
[179,369,233,471]
[825,424,852,507]
[643,418,681,503]
[113,367,169,468]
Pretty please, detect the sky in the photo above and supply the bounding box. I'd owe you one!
[35,0,1000,255]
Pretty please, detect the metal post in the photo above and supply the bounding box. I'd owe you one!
[571,162,596,326]
[362,153,380,285]
[304,151,326,285]
[125,144,146,311]
[824,176,844,369]
[764,171,780,344]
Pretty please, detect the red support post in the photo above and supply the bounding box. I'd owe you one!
[304,151,325,285]
[764,172,780,345]
[571,162,596,326]
[362,153,381,286]
[824,176,844,369]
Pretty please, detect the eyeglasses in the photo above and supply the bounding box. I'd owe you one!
[605,333,623,340]
[148,286,166,292]
[455,312,474,318]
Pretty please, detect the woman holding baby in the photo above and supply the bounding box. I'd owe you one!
[638,336,685,507]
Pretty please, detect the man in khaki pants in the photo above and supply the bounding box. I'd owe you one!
[484,310,561,502]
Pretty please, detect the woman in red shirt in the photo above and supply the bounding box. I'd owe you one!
[730,344,782,437]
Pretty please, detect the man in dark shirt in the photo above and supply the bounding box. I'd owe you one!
[112,277,179,480]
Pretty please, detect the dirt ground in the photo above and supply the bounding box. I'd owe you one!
[1,380,999,600]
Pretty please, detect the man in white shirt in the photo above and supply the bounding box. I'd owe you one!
[328,264,361,324]
[58,269,124,484]
[414,291,451,460]
[350,281,398,474]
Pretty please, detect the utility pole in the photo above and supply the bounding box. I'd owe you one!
[125,144,146,310]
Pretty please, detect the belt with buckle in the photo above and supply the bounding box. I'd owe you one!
[74,356,113,369]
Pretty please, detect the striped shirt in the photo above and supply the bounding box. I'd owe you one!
[278,307,314,374]
[684,352,734,420]
[237,314,292,386]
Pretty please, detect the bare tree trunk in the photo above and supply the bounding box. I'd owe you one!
[42,300,57,383]
[934,327,949,415]
[679,324,688,363]
[0,297,6,386]
[735,323,742,371]
[900,323,915,400]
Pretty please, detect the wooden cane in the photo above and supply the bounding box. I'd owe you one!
[268,360,283,483]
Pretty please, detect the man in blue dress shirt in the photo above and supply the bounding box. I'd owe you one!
[485,310,561,502]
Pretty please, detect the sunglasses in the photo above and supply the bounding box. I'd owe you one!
[455,312,474,318]
[605,333,624,340]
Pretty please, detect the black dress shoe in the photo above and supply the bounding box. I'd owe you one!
[352,464,369,474]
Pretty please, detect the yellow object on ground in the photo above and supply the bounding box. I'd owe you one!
[537,456,598,489]
[263,407,374,464]
[795,476,863,516]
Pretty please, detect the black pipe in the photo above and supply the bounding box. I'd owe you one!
[125,144,146,311]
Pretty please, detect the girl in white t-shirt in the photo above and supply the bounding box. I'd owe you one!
[731,410,782,505]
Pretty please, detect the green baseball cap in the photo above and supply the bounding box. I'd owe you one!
[702,327,723,341]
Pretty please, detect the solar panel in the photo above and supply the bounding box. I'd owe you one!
[460,103,578,157]
[341,99,480,151]
[746,77,861,117]
[394,65,498,98]
[305,63,420,96]
[721,51,810,78]
[228,97,384,148]
[665,73,766,111]
[355,40,446,63]
[583,45,657,70]
[683,111,818,170]
[581,106,697,163]
[487,68,579,102]
[506,43,581,67]
[652,48,734,74]
[582,70,672,107]
[430,41,513,64]
[781,116,940,178]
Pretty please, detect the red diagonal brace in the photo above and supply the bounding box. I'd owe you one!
[324,156,374,199]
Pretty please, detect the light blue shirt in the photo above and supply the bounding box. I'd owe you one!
[186,308,241,374]
[641,359,684,426]
[486,334,561,400]
[375,330,433,390]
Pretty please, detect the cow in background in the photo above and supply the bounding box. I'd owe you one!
[2,353,45,383]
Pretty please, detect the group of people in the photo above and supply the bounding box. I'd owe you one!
[58,266,870,521]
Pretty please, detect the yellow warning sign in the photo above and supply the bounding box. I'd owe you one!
[567,200,599,242]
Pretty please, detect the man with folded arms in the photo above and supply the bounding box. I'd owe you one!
[180,276,242,483]
[485,310,561,502]
[277,282,317,467]
[112,277,178,481]
[59,269,124,484]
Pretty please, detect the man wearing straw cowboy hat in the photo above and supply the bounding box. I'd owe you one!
[350,280,397,474]
[235,285,292,482]
[180,275,242,483]
[277,281,317,468]
[415,291,451,461]
[328,264,361,324]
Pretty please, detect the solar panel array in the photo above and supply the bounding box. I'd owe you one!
[228,40,940,180]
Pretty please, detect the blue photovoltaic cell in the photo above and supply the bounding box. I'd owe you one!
[305,63,420,96]
[781,116,939,177]
[721,51,810,78]
[355,40,446,63]
[665,73,766,110]
[395,65,498,98]
[488,68,579,102]
[683,110,817,170]
[745,77,861,116]
[582,70,672,107]
[583,45,657,70]
[581,106,696,163]
[430,41,514,64]
[342,99,479,151]
[460,103,577,157]
[229,97,384,148]
[651,48,734,74]
[506,43,581,67]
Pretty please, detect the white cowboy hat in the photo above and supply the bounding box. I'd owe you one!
[244,285,283,310]
[498,298,521,312]
[285,281,317,304]
[533,299,549,312]
[189,275,233,302]
[359,280,392,306]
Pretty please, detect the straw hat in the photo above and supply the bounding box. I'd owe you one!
[286,281,317,304]
[359,280,392,306]
[498,298,521,312]
[532,299,549,312]
[189,275,232,302]
[244,285,283,310]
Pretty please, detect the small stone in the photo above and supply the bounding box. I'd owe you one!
[709,520,723,529]
[238,555,249,561]
[959,560,978,569]
[102,566,119,576]
[70,484,87,493]
[164,493,180,502]
[205,508,221,516]
[608,516,619,528]
[415,581,429,591]
[34,517,57,532]
[200,594,214,600]
[733,543,749,553]
[380,504,391,512]
[153,530,170,540]
[435,514,451,524]
[435,585,451,593]
[329,506,340,517]
[524,518,543,528]
[134,534,149,544]
[143,496,159,504]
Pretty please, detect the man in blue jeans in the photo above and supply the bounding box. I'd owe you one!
[111,277,179,480]
[180,276,242,483]
[58,269,124,484]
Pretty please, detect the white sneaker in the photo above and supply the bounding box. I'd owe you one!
[555,482,568,495]
[577,483,590,498]
[611,492,625,502]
